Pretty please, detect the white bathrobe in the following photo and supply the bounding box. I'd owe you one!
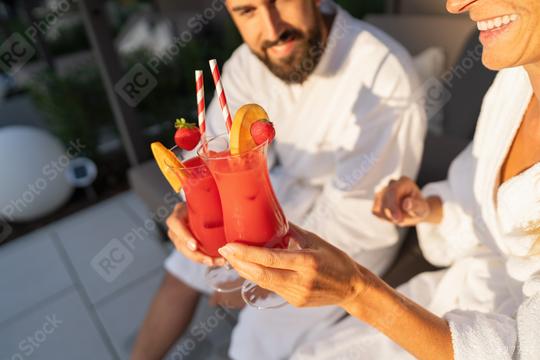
[291,66,540,359]
[164,3,426,360]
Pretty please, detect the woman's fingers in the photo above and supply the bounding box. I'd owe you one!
[225,255,293,304]
[402,196,430,219]
[373,181,404,222]
[372,177,431,226]
[224,254,293,293]
[382,182,405,222]
[372,189,385,218]
[219,243,312,271]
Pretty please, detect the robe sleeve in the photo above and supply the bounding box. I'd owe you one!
[299,63,427,273]
[443,282,540,360]
[416,144,481,267]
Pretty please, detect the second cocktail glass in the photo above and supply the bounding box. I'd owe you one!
[198,134,289,309]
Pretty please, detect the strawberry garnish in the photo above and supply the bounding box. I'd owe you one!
[174,118,201,151]
[250,119,275,145]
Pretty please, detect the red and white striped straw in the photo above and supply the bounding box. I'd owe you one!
[209,59,233,132]
[195,70,206,135]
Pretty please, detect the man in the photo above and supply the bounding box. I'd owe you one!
[132,0,426,359]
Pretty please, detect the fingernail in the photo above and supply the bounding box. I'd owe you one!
[203,258,212,266]
[403,198,412,210]
[218,246,232,257]
[187,241,197,251]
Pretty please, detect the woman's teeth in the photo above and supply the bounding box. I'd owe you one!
[477,14,518,31]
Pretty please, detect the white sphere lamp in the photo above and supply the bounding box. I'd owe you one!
[0,126,74,222]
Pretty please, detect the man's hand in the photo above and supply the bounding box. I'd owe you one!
[166,203,225,266]
[372,176,442,226]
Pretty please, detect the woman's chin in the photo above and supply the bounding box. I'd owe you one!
[481,52,517,71]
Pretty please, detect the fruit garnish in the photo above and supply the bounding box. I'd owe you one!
[230,104,271,154]
[250,120,275,145]
[150,142,185,192]
[174,118,201,151]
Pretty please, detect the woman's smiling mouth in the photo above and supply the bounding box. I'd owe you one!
[476,14,520,46]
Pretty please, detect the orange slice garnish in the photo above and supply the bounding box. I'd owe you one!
[150,142,185,192]
[229,104,270,155]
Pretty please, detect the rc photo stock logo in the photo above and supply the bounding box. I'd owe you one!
[7,314,62,360]
[0,33,36,75]
[91,238,135,282]
[114,63,158,107]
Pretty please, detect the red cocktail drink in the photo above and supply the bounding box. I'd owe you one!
[199,139,288,249]
[199,135,289,309]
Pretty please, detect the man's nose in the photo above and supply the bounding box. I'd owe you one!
[260,5,284,42]
[446,0,477,14]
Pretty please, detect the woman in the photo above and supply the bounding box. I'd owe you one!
[218,0,540,359]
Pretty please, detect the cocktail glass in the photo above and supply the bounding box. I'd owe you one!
[198,134,289,309]
[165,147,243,292]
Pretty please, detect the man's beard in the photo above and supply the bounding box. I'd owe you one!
[254,26,325,84]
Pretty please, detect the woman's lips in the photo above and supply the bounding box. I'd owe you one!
[479,21,515,46]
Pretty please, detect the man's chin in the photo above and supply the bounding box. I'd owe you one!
[253,36,322,83]
[267,64,306,84]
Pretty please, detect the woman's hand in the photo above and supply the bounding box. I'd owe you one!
[218,223,372,308]
[372,176,443,226]
[219,222,454,360]
[166,203,225,266]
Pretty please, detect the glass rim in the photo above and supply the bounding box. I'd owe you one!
[197,133,269,161]
[164,145,207,171]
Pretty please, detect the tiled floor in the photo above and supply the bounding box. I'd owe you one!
[0,192,234,360]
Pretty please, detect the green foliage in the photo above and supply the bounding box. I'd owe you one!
[128,49,188,126]
[45,21,90,57]
[26,21,241,160]
[28,66,113,159]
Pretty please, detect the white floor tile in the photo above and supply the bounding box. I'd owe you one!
[119,191,173,230]
[96,270,164,359]
[0,288,114,360]
[53,193,167,304]
[0,229,72,324]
